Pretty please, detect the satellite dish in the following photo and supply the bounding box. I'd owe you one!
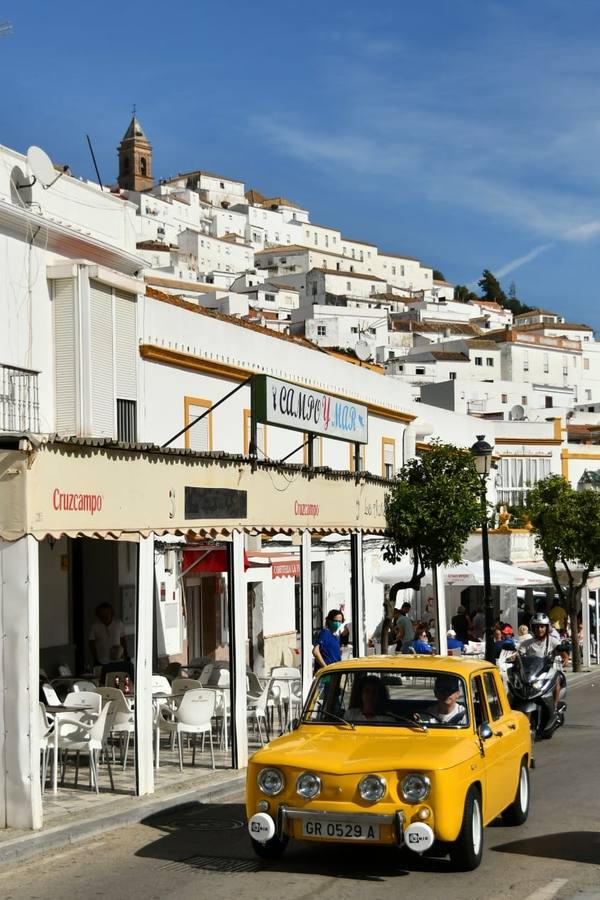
[10,165,33,205]
[509,404,526,421]
[27,145,65,189]
[355,340,371,362]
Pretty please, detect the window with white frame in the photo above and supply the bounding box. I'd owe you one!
[317,324,327,336]
[0,365,40,432]
[382,438,395,478]
[497,456,551,506]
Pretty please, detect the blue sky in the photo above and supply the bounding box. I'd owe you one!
[2,1,600,327]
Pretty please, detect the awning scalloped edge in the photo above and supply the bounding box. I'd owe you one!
[0,524,389,543]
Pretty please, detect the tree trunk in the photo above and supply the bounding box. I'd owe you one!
[567,591,581,672]
[380,583,402,654]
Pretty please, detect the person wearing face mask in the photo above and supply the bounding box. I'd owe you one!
[312,609,344,671]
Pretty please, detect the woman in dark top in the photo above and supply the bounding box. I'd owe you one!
[451,605,471,644]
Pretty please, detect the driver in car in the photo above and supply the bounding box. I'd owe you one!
[422,675,467,725]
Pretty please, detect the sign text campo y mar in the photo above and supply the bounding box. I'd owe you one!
[254,375,368,444]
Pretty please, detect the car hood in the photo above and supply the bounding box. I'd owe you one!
[250,725,477,773]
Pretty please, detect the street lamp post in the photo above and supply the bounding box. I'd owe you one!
[471,435,494,663]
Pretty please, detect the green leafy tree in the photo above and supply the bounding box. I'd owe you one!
[478,269,507,304]
[433,269,446,282]
[381,442,483,652]
[527,476,600,671]
[454,284,480,304]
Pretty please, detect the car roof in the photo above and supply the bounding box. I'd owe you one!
[320,655,496,676]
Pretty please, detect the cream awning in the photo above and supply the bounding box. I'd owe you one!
[0,438,389,541]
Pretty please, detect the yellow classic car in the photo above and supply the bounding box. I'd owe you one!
[246,656,532,870]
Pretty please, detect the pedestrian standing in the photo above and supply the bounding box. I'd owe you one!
[312,609,344,670]
[89,602,128,668]
[394,602,414,652]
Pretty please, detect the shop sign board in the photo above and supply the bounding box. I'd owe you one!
[253,375,368,444]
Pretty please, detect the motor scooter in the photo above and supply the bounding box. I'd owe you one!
[507,645,568,740]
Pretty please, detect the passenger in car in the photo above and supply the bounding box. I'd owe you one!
[346,675,396,723]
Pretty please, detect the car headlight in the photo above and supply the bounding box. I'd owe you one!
[359,774,386,802]
[401,774,431,803]
[532,679,545,690]
[296,772,321,799]
[257,767,285,796]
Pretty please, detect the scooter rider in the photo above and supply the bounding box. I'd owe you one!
[519,612,568,721]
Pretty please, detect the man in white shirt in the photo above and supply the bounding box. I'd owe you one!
[519,612,568,719]
[89,603,128,667]
[424,675,467,725]
[519,612,562,659]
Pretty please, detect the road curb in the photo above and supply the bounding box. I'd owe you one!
[0,772,246,866]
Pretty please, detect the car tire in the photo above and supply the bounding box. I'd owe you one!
[449,785,484,871]
[250,833,289,860]
[502,759,530,826]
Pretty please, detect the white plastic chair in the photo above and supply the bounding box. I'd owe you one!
[42,683,61,707]
[199,664,214,686]
[73,680,97,692]
[247,678,272,747]
[64,690,102,718]
[157,689,216,770]
[57,702,116,793]
[172,677,202,695]
[94,687,134,768]
[247,671,264,697]
[151,675,172,695]
[39,703,54,791]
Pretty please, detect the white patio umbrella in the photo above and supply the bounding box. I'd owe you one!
[375,559,551,587]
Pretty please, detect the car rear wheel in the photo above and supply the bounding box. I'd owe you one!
[502,759,530,826]
[250,833,289,860]
[449,785,483,871]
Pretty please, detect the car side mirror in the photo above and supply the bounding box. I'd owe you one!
[478,722,493,741]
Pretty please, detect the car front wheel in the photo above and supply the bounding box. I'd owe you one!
[449,785,484,871]
[502,759,530,826]
[251,833,289,860]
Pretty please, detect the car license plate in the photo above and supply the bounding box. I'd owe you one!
[302,819,380,840]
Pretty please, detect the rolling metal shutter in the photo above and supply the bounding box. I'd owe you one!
[114,289,137,400]
[52,278,77,435]
[89,280,114,437]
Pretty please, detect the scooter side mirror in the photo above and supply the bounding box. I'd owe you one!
[478,722,493,741]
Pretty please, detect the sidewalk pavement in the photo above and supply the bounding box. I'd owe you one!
[0,767,246,866]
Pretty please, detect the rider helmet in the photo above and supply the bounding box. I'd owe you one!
[530,612,550,628]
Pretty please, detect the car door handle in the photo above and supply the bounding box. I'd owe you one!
[507,722,517,730]
[494,730,503,737]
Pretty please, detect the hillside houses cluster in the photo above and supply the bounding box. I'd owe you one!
[114,118,600,431]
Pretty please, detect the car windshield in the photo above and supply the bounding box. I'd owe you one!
[302,669,470,729]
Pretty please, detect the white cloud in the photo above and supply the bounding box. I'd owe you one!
[493,243,554,279]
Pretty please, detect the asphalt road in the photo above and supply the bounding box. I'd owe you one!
[2,676,599,900]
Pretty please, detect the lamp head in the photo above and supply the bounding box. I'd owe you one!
[471,434,493,477]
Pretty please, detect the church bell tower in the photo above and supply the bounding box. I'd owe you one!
[117,113,153,191]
